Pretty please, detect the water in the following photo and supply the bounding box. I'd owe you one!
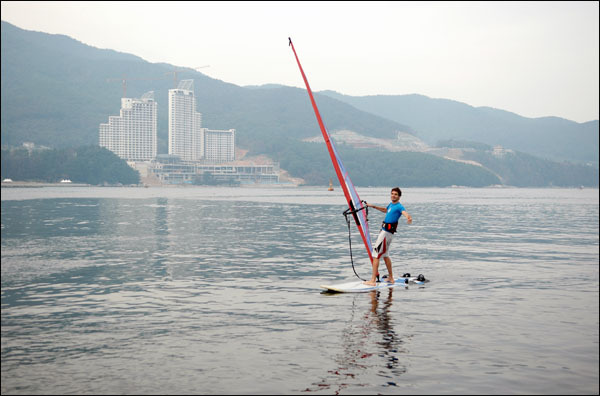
[2,186,598,394]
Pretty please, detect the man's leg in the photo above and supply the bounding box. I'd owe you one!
[383,257,394,283]
[366,230,387,286]
[365,257,380,286]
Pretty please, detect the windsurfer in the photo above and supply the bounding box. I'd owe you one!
[364,187,412,286]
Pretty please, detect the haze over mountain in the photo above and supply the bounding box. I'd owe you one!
[1,21,597,187]
[320,91,598,166]
[0,21,409,154]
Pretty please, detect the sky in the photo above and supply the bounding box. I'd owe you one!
[1,1,598,123]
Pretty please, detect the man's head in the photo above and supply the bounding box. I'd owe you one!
[391,187,402,202]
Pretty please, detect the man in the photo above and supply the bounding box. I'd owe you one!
[364,187,412,286]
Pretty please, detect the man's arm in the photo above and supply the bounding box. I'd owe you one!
[402,210,413,224]
[367,203,387,213]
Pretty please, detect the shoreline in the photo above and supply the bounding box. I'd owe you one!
[1,181,594,189]
[1,181,91,188]
[0,181,301,188]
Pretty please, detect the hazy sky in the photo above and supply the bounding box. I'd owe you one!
[1,1,598,122]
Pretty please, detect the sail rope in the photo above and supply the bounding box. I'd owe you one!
[343,201,369,281]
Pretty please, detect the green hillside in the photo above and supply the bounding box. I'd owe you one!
[274,141,501,187]
[1,146,140,185]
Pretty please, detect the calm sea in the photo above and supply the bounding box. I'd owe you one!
[1,186,598,394]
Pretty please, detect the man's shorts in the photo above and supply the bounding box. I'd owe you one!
[372,229,394,259]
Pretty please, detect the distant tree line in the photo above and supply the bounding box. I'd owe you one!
[462,150,599,187]
[435,139,492,151]
[267,139,598,187]
[2,141,595,188]
[271,140,502,187]
[1,145,140,185]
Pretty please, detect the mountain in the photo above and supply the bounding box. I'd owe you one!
[320,91,599,166]
[0,21,412,154]
[1,21,597,187]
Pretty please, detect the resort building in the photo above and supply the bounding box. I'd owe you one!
[99,91,157,161]
[204,129,235,163]
[100,79,280,185]
[168,80,204,161]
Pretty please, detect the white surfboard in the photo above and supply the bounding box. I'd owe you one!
[320,277,424,293]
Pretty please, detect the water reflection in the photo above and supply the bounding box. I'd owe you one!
[304,289,408,394]
[0,199,102,239]
[151,198,171,280]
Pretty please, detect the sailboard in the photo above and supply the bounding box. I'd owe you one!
[289,38,373,268]
[321,275,426,293]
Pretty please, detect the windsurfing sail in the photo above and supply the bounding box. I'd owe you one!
[289,37,373,264]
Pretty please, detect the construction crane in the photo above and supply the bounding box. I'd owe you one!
[106,75,168,98]
[166,65,210,88]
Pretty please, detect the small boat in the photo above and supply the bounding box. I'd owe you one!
[60,179,72,183]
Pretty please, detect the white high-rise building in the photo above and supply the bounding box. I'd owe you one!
[168,80,204,161]
[204,129,235,162]
[99,91,157,161]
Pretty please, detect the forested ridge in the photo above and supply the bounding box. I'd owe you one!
[1,146,140,185]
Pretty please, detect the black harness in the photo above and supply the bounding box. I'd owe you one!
[381,221,398,234]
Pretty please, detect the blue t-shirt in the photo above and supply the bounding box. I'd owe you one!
[383,202,406,224]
